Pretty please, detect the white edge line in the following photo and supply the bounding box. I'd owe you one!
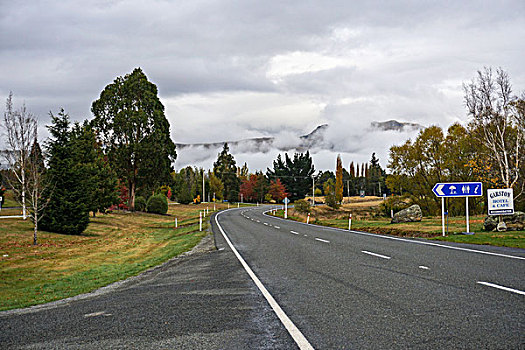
[215,211,315,350]
[315,238,330,243]
[361,250,391,260]
[477,281,525,296]
[262,211,525,261]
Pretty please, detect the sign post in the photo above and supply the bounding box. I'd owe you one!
[283,197,290,219]
[432,182,482,236]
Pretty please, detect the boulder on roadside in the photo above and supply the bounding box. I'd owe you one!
[483,211,525,231]
[391,204,422,223]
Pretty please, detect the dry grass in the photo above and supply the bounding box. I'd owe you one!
[280,198,525,248]
[0,202,233,311]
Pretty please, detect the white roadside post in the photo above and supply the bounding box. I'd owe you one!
[306,213,310,224]
[175,218,178,228]
[348,213,352,231]
[284,197,288,219]
[207,207,209,215]
[199,211,202,231]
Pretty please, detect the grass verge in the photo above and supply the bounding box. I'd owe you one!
[0,203,230,311]
[273,208,525,249]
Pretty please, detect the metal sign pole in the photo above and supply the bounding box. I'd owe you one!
[441,197,445,237]
[466,196,470,233]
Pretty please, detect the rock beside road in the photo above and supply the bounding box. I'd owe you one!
[391,204,422,223]
[483,211,525,231]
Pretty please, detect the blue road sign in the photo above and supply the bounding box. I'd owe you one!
[432,182,482,197]
[283,197,290,204]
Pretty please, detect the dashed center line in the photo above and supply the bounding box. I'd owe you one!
[274,226,280,229]
[361,250,391,260]
[290,231,299,235]
[263,222,268,226]
[315,238,330,243]
[419,265,430,270]
[477,281,525,296]
[84,311,112,318]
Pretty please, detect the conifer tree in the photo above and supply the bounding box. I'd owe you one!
[213,143,239,202]
[335,155,343,203]
[40,110,90,235]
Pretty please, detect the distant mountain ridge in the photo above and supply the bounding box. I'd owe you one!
[370,120,423,131]
[174,120,423,153]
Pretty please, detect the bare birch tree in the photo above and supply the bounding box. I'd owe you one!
[464,67,525,197]
[2,93,50,244]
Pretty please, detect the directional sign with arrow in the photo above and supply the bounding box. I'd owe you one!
[432,182,482,197]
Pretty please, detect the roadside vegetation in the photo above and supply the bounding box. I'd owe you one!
[0,203,230,311]
[273,197,525,249]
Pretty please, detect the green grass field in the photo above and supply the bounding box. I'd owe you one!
[0,202,229,311]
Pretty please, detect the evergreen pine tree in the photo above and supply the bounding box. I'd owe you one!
[213,143,239,202]
[40,110,90,235]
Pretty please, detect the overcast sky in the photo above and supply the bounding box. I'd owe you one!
[1,0,524,171]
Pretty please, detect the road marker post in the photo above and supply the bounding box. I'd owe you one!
[199,211,202,231]
[348,214,352,230]
[283,197,289,219]
[175,218,178,228]
[306,213,310,224]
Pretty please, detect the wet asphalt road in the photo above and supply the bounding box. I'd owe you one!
[1,206,524,349]
[0,232,296,349]
[214,206,525,349]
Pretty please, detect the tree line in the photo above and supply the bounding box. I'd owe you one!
[387,67,524,215]
[2,68,175,243]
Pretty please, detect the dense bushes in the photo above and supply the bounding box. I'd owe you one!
[146,194,168,214]
[294,199,311,214]
[379,195,411,217]
[134,196,147,212]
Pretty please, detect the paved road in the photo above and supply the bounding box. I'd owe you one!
[1,206,524,349]
[0,234,296,349]
[214,206,525,349]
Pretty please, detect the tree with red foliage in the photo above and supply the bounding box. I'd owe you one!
[268,178,288,201]
[239,174,257,202]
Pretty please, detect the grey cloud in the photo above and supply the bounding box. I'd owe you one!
[1,0,524,169]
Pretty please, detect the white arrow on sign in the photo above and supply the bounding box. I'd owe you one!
[435,184,445,196]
